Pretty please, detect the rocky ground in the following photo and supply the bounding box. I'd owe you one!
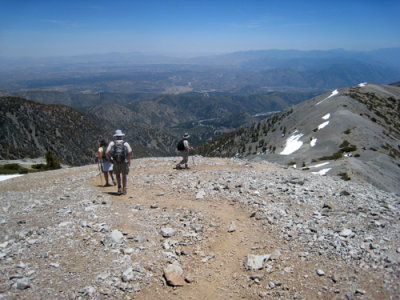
[0,156,399,299]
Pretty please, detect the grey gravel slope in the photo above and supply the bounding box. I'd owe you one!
[0,156,399,299]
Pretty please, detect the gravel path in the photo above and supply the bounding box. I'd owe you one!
[1,156,399,299]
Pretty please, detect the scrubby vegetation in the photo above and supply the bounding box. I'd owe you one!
[317,140,357,161]
[1,151,61,175]
[31,151,61,170]
[338,172,351,181]
[348,87,400,139]
[0,163,29,175]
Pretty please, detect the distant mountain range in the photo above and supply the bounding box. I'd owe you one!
[0,90,317,165]
[1,82,399,194]
[197,83,400,194]
[1,48,399,93]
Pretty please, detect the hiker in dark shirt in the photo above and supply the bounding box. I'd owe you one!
[97,138,116,187]
[176,133,193,169]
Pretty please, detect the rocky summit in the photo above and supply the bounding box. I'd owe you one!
[0,156,399,299]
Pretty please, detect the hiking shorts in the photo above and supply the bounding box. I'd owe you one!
[101,160,113,172]
[113,162,129,175]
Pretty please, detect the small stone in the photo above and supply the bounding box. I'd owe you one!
[49,262,59,268]
[185,275,195,283]
[355,289,366,295]
[164,264,185,286]
[196,190,206,199]
[110,230,124,243]
[161,227,177,238]
[191,223,203,233]
[250,274,264,280]
[122,267,134,282]
[270,249,281,260]
[340,228,354,238]
[122,247,134,255]
[244,254,271,270]
[16,278,31,290]
[316,269,325,276]
[227,221,236,232]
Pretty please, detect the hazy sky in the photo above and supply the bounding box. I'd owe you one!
[1,0,399,58]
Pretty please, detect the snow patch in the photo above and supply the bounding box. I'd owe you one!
[316,89,339,105]
[310,138,317,147]
[318,121,330,130]
[309,162,330,168]
[312,168,332,176]
[0,175,23,182]
[322,113,330,120]
[279,131,304,155]
[358,82,367,87]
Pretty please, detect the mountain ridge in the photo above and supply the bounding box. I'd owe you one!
[1,48,399,93]
[196,83,400,194]
[0,97,178,165]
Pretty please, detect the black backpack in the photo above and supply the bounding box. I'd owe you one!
[177,139,185,151]
[111,140,127,163]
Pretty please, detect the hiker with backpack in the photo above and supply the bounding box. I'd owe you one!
[97,138,116,187]
[176,133,193,169]
[106,129,132,195]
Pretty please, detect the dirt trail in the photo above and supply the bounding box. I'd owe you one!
[96,162,279,299]
[91,159,396,299]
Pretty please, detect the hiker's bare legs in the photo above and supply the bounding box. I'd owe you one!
[103,172,108,184]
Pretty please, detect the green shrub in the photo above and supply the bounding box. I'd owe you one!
[339,140,357,152]
[3,163,20,170]
[339,172,351,181]
[32,163,47,170]
[0,164,29,175]
[19,168,29,174]
[319,151,343,161]
[344,129,351,134]
[45,151,61,170]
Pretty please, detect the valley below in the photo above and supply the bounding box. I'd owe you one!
[0,156,399,299]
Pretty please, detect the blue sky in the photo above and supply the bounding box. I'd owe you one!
[0,0,399,57]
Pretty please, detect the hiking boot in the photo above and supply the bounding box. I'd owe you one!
[117,187,122,194]
[104,183,112,187]
[122,188,127,195]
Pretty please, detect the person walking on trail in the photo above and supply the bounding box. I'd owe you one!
[106,130,132,195]
[97,138,116,187]
[176,133,193,169]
